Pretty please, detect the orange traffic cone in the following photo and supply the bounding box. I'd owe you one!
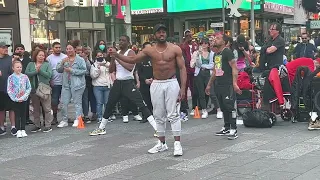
[77,116,85,129]
[194,106,201,119]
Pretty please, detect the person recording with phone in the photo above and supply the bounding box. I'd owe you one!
[90,51,113,123]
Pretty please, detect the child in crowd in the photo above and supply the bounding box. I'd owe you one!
[7,60,31,138]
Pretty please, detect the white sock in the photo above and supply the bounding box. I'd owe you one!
[99,118,108,129]
[147,115,157,131]
[11,126,15,129]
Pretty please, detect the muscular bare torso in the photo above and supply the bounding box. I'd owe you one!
[145,43,178,80]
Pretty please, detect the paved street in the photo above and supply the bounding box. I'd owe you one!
[1,107,320,180]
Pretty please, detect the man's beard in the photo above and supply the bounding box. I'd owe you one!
[156,38,166,43]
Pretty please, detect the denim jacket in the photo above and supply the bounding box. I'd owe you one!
[56,55,86,90]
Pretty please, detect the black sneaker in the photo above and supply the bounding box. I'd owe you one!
[26,120,34,125]
[51,117,58,125]
[43,127,52,133]
[215,127,230,136]
[228,129,238,140]
[31,126,41,133]
[11,128,17,136]
[208,109,217,115]
[140,119,148,123]
[84,117,91,124]
[0,128,6,136]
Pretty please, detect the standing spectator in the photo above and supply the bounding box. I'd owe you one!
[56,42,87,128]
[47,42,67,125]
[94,40,108,58]
[260,23,285,70]
[136,42,153,123]
[0,42,16,136]
[190,38,214,119]
[7,60,31,138]
[81,47,97,123]
[90,51,112,123]
[293,33,317,59]
[14,44,33,124]
[180,29,198,115]
[25,50,53,132]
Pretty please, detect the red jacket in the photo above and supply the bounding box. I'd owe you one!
[237,72,254,90]
[180,42,197,74]
[286,58,315,85]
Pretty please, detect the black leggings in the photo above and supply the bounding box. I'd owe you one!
[12,101,27,130]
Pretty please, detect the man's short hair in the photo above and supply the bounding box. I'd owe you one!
[52,42,61,47]
[270,22,282,33]
[121,35,130,43]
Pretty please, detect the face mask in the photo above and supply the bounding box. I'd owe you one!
[99,44,105,50]
[96,57,104,62]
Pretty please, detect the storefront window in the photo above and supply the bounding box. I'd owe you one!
[94,6,105,23]
[29,3,48,20]
[65,6,79,21]
[31,20,49,46]
[48,21,61,44]
[79,7,93,22]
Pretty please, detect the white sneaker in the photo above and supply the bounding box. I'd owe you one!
[21,130,28,137]
[217,111,223,119]
[174,141,183,156]
[123,116,129,123]
[201,110,208,119]
[57,121,68,128]
[16,130,22,138]
[110,115,116,120]
[190,109,195,116]
[148,140,168,154]
[72,120,79,127]
[133,114,142,121]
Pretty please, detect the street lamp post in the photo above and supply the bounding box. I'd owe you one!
[250,0,255,45]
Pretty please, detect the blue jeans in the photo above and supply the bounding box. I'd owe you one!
[51,85,62,106]
[61,87,85,122]
[93,86,110,120]
[82,86,97,116]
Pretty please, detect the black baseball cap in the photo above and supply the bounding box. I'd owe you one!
[153,24,167,34]
[0,42,10,48]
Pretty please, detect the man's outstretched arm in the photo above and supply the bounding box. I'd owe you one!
[113,48,149,64]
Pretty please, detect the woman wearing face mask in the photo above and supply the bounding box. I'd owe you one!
[94,40,108,58]
[56,41,87,128]
[90,51,112,122]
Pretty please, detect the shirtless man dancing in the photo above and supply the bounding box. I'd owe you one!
[110,24,187,156]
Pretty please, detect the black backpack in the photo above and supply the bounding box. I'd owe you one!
[243,109,277,128]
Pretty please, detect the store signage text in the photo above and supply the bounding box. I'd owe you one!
[310,20,320,29]
[131,8,163,15]
[263,2,294,15]
[210,22,224,28]
[0,0,5,7]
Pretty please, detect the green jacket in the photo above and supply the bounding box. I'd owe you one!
[25,61,52,90]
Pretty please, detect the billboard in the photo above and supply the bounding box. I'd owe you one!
[131,0,163,15]
[167,0,294,13]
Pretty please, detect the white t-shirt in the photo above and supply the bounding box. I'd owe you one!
[47,53,68,85]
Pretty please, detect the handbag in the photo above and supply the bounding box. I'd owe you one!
[34,63,52,99]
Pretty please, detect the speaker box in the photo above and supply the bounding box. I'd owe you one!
[312,77,320,113]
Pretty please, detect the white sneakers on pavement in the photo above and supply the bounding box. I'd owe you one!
[201,110,208,119]
[57,121,68,128]
[148,140,183,156]
[217,111,223,119]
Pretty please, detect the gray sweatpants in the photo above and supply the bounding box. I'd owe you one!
[150,79,181,137]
